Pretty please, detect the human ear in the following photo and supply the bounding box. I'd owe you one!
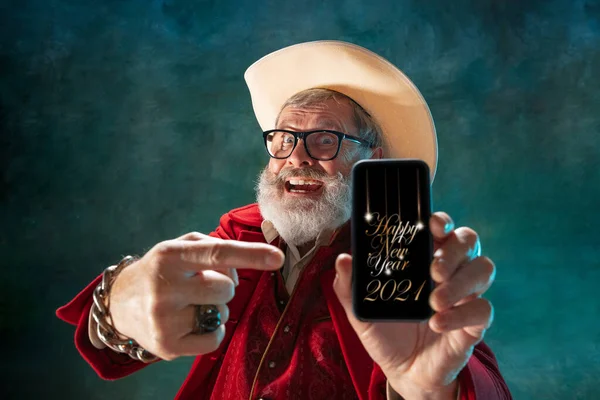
[369,147,384,159]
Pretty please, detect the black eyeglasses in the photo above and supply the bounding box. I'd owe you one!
[263,129,372,161]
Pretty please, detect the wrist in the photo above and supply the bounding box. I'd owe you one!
[91,255,157,363]
[388,379,459,400]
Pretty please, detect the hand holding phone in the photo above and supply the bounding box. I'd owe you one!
[351,159,434,321]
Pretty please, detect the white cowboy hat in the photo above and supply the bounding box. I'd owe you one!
[244,40,438,181]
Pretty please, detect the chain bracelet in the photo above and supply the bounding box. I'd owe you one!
[90,255,159,363]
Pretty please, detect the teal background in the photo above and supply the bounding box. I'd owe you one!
[1,0,599,399]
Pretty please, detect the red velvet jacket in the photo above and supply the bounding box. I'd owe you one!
[56,203,512,399]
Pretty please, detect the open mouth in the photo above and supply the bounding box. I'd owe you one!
[284,178,324,193]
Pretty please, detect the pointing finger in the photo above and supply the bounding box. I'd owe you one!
[175,231,213,241]
[171,233,239,285]
[173,240,284,271]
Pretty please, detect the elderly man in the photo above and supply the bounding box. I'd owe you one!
[57,41,511,399]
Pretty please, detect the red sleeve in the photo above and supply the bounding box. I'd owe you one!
[209,211,238,240]
[368,341,512,400]
[456,341,512,400]
[55,213,237,380]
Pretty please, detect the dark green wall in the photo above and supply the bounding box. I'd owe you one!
[1,0,599,399]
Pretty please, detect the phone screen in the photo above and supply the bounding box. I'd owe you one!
[351,159,434,321]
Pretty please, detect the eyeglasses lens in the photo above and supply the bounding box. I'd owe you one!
[265,131,340,160]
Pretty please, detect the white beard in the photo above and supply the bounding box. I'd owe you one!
[255,166,352,247]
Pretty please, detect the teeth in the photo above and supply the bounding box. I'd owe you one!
[289,179,321,185]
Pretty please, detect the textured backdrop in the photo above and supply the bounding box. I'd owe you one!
[1,0,599,399]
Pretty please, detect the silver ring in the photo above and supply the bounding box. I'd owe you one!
[192,304,221,334]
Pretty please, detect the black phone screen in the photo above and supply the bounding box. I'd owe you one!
[351,159,434,321]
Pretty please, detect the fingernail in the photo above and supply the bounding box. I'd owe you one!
[266,250,283,267]
[444,220,454,234]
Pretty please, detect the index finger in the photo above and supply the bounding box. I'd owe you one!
[176,240,285,271]
[171,232,238,283]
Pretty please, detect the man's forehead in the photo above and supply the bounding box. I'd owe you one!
[278,114,344,129]
[277,102,355,131]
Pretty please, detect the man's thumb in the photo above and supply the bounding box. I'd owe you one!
[333,253,353,310]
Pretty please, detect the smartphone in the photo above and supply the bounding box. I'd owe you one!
[351,159,434,322]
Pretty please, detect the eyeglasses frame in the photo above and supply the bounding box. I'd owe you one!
[262,129,373,161]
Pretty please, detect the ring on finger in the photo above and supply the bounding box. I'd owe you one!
[192,304,222,334]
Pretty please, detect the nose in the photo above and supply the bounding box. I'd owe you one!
[286,139,314,168]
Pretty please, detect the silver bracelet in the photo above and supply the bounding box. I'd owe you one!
[90,255,159,363]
